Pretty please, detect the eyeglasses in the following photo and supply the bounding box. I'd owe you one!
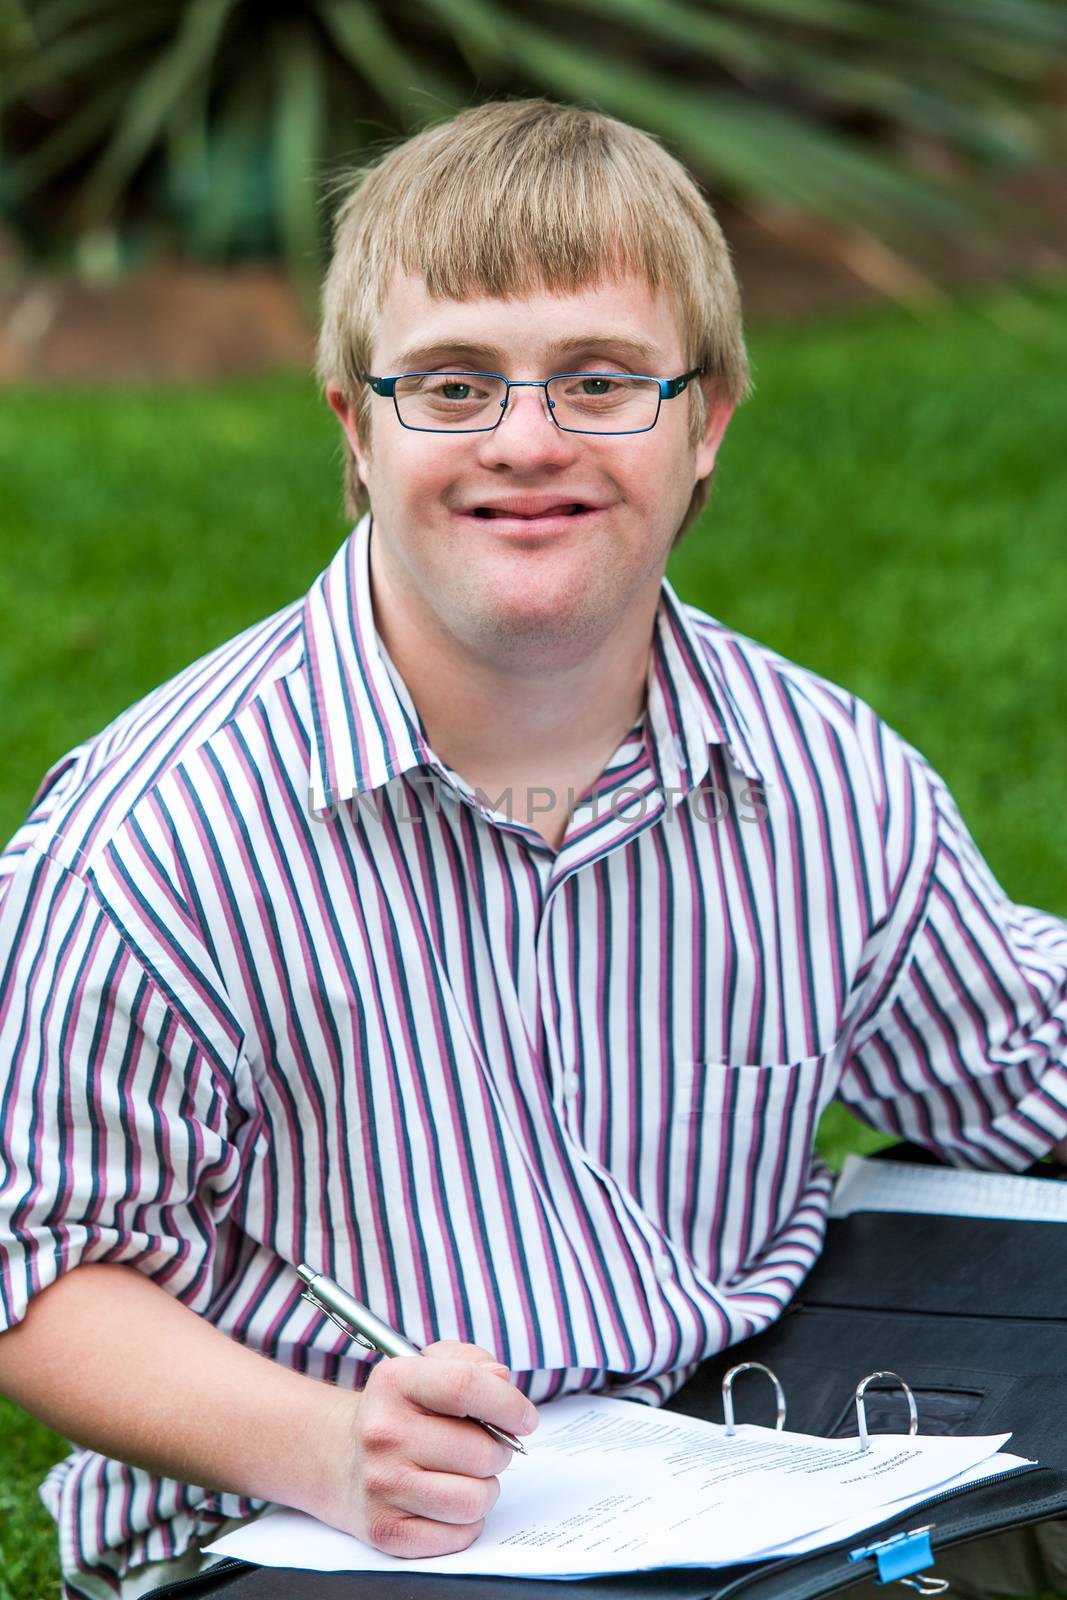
[359,366,705,435]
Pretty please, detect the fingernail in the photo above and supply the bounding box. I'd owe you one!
[521,1402,538,1432]
[482,1362,510,1378]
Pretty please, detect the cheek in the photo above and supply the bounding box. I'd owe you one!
[614,436,677,501]
[380,435,462,500]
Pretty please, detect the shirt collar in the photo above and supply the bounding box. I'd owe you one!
[303,513,762,815]
[303,514,427,812]
[648,574,764,791]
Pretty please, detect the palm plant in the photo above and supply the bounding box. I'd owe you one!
[2,0,1066,308]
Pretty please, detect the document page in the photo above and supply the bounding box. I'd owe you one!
[769,1451,1033,1556]
[206,1394,1020,1579]
[830,1153,1067,1222]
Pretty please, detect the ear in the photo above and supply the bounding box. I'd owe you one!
[326,382,369,485]
[694,378,737,482]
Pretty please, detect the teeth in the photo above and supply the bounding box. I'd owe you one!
[472,505,586,518]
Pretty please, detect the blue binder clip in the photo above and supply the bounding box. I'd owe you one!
[848,1525,948,1592]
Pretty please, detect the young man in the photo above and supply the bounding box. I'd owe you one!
[1,99,1066,1600]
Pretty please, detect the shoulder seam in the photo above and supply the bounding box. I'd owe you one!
[43,613,309,877]
[36,842,244,1084]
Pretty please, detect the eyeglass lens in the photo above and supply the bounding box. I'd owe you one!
[393,373,661,433]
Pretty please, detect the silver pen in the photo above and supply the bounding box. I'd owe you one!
[297,1263,527,1455]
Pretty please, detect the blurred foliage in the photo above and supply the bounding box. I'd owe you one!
[2,0,1067,309]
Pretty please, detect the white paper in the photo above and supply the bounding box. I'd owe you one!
[205,1394,1018,1578]
[768,1451,1033,1556]
[830,1153,1067,1222]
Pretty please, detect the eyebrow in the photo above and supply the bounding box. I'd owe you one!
[387,334,666,373]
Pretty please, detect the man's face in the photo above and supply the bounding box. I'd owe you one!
[328,270,734,669]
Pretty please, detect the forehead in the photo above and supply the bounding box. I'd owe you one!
[373,270,687,371]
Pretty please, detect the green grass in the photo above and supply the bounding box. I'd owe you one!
[0,1403,68,1600]
[1,280,1066,1595]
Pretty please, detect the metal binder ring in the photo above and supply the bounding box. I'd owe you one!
[899,1579,948,1595]
[721,1362,787,1436]
[855,1370,918,1453]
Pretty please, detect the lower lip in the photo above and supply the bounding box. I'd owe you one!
[459,508,605,536]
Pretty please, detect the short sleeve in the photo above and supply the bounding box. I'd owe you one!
[0,847,258,1331]
[839,744,1067,1171]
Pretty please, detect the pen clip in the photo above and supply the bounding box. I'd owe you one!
[300,1288,379,1352]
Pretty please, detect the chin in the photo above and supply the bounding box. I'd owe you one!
[472,592,610,654]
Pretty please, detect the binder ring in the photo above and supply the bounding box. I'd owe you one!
[855,1370,918,1453]
[722,1362,787,1436]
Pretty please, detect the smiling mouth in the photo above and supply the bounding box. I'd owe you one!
[469,504,592,519]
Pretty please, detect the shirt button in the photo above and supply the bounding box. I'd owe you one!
[653,1252,673,1283]
[562,1070,580,1099]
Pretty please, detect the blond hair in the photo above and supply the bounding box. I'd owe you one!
[317,98,749,546]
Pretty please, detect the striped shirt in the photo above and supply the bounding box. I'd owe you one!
[3,512,1067,1598]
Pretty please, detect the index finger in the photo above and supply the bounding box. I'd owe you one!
[392,1356,539,1439]
[422,1340,510,1376]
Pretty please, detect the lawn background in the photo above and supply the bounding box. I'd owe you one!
[1,282,1065,1597]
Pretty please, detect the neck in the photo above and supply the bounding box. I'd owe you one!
[369,538,658,812]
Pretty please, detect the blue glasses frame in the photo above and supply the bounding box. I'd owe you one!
[359,366,706,435]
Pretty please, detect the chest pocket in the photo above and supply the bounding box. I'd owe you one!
[667,1053,832,1285]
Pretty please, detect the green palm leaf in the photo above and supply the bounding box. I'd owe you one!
[184,70,266,257]
[1,76,128,203]
[82,0,234,220]
[564,0,1038,161]
[314,0,460,126]
[272,20,326,313]
[0,8,162,107]
[1,0,1064,299]
[423,0,972,236]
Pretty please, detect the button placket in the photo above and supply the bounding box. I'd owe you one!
[653,1251,674,1283]
[534,883,568,1112]
[534,881,592,1131]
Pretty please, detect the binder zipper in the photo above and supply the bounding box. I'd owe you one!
[788,1298,1065,1325]
[130,1554,249,1599]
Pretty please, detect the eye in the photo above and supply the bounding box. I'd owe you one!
[420,374,500,403]
[433,380,474,400]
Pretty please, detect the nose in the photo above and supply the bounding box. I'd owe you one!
[474,383,579,470]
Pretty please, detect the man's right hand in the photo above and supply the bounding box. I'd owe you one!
[0,1268,538,1562]
[322,1340,540,1558]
